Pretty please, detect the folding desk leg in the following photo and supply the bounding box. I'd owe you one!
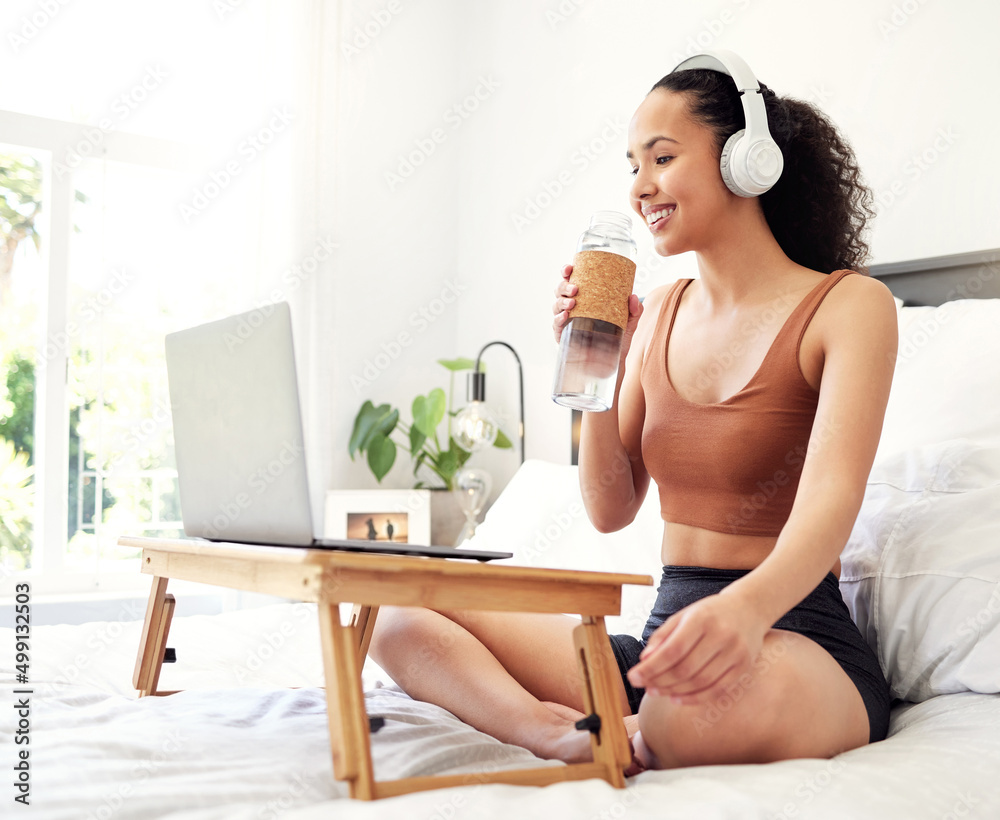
[574,616,630,788]
[319,602,376,800]
[349,604,379,666]
[133,576,176,697]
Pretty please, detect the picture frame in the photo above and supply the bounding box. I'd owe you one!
[323,488,433,546]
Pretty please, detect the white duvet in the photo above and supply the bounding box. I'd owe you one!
[3,602,999,820]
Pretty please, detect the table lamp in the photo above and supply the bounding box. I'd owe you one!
[452,340,525,464]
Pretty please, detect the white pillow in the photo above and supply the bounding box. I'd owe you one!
[841,439,1000,702]
[876,298,1000,461]
[468,460,662,637]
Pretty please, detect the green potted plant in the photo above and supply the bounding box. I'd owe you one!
[348,357,511,490]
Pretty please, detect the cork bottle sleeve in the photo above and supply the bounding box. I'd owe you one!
[568,250,637,330]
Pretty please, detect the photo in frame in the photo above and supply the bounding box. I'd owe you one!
[323,488,432,546]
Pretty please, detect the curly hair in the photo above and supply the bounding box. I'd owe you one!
[649,68,875,275]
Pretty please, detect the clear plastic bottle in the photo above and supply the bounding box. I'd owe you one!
[552,211,638,412]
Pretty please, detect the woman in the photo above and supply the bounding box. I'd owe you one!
[370,56,897,771]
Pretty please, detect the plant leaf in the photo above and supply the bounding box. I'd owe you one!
[348,402,397,458]
[437,357,478,372]
[454,444,472,470]
[348,401,377,458]
[493,429,513,449]
[409,423,426,455]
[436,447,460,483]
[412,388,446,438]
[366,433,396,482]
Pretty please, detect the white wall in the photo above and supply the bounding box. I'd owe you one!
[322,0,1000,497]
[317,0,467,499]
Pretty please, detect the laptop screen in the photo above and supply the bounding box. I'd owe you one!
[165,302,317,546]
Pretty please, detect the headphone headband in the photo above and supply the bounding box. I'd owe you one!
[669,50,783,197]
[671,50,760,93]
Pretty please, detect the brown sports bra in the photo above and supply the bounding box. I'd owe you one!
[640,271,857,536]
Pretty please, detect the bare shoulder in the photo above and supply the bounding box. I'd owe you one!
[640,281,674,313]
[824,272,898,325]
[817,272,899,353]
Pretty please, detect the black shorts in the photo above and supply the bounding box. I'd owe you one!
[607,566,892,743]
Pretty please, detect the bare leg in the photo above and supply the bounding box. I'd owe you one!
[636,630,870,768]
[369,606,632,763]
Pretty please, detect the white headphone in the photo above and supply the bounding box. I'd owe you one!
[671,50,784,198]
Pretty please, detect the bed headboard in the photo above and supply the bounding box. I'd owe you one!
[569,248,1000,463]
[869,248,1000,306]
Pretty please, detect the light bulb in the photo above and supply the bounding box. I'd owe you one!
[453,401,499,452]
[454,467,492,518]
[453,467,492,545]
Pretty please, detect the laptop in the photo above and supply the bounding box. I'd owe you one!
[164,302,511,562]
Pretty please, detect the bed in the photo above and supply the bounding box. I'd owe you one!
[4,252,1000,819]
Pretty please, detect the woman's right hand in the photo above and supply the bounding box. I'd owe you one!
[552,264,577,343]
[553,264,643,352]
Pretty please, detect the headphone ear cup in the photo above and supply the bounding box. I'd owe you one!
[720,129,783,197]
[720,130,750,197]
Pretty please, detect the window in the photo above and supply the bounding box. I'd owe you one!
[0,115,291,595]
[0,1,313,597]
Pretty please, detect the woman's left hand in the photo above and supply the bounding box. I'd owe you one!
[625,593,769,706]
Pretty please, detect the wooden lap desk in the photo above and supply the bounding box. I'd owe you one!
[121,536,653,800]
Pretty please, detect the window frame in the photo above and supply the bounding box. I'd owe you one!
[0,110,204,598]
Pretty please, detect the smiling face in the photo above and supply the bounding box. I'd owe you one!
[627,88,738,257]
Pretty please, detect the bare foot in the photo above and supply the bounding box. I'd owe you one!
[629,730,662,772]
[526,702,594,764]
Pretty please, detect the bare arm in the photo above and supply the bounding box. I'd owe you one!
[553,267,667,532]
[720,274,899,622]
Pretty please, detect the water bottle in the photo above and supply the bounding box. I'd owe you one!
[552,211,638,412]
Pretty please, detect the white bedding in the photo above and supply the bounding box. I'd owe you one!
[6,296,1000,818]
[3,602,999,820]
